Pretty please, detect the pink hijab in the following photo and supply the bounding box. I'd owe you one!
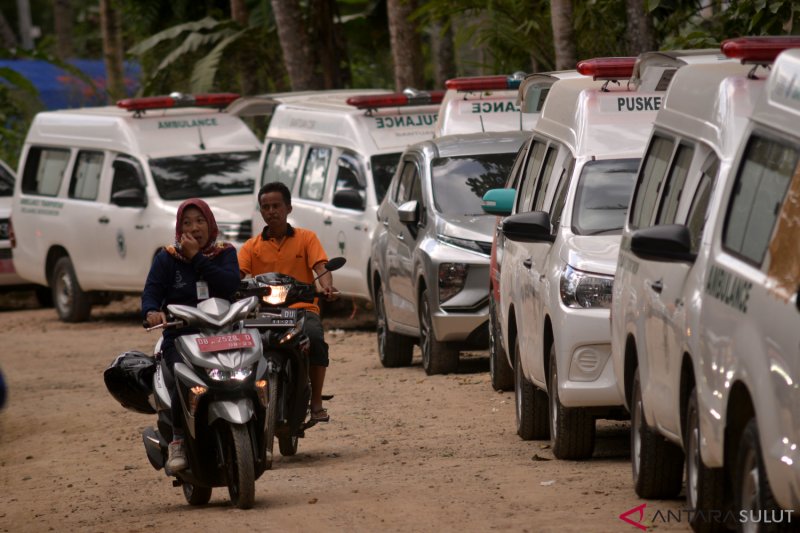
[165,198,232,262]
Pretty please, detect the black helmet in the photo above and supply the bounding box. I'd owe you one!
[104,351,156,414]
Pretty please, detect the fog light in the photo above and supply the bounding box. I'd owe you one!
[439,263,468,302]
[568,345,611,382]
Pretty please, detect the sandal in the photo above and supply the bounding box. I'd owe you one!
[310,407,330,423]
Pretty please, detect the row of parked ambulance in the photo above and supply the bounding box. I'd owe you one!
[468,37,799,532]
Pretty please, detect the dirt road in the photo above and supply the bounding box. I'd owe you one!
[0,295,688,532]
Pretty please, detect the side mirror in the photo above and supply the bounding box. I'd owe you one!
[111,188,147,208]
[482,188,516,216]
[333,189,365,211]
[398,200,419,224]
[324,257,346,271]
[501,211,555,243]
[631,224,696,263]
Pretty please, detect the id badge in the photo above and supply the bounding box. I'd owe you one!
[196,280,209,300]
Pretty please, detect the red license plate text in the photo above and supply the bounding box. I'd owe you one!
[196,333,255,353]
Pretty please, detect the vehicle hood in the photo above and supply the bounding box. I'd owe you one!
[560,234,621,276]
[437,213,495,242]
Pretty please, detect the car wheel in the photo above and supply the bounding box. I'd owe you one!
[736,418,782,533]
[419,288,458,375]
[685,387,725,533]
[514,337,549,440]
[375,284,413,367]
[52,256,92,322]
[631,368,684,498]
[549,345,595,460]
[489,293,513,391]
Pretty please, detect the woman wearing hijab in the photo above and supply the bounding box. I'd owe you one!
[142,198,240,473]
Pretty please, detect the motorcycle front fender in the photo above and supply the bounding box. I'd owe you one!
[208,399,255,426]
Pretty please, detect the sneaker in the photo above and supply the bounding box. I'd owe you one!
[166,440,187,473]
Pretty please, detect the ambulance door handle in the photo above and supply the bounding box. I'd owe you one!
[523,258,532,269]
[382,219,389,227]
[135,224,145,230]
[323,218,332,226]
[98,216,109,225]
[648,279,663,294]
[397,233,405,241]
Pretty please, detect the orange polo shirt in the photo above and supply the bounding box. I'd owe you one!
[238,225,328,314]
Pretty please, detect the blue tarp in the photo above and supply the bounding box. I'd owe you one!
[0,59,141,110]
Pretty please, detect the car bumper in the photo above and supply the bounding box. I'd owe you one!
[431,306,490,344]
[554,309,624,408]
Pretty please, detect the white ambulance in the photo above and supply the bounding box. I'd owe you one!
[435,73,534,137]
[11,93,261,322]
[614,37,800,526]
[241,89,443,303]
[498,57,663,459]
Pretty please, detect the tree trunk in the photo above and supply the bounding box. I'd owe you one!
[311,0,351,89]
[431,19,455,88]
[271,0,317,90]
[550,0,576,71]
[387,0,424,91]
[53,0,74,59]
[625,0,655,55]
[15,0,34,49]
[99,0,125,102]
[229,0,258,97]
[230,0,248,26]
[0,10,18,48]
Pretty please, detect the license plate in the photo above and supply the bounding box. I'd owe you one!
[196,333,255,353]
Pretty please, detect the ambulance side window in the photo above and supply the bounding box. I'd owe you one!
[22,146,70,196]
[656,143,694,224]
[110,157,144,196]
[299,146,331,201]
[69,151,104,201]
[517,140,546,212]
[262,141,303,189]
[630,135,674,230]
[549,154,575,232]
[685,154,719,253]
[723,135,798,265]
[533,146,558,212]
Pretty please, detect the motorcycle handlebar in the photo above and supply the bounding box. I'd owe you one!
[143,320,185,332]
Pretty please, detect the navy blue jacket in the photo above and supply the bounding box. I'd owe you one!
[141,246,240,351]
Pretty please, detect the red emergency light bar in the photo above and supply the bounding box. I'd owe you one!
[445,75,523,91]
[117,93,240,112]
[721,36,800,64]
[346,90,445,110]
[576,57,637,80]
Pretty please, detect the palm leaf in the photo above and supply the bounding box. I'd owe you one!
[154,29,236,75]
[128,17,222,55]
[0,67,38,94]
[190,29,248,93]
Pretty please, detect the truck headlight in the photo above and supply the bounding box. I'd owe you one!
[439,263,468,302]
[559,265,613,309]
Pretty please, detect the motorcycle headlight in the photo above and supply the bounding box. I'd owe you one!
[559,265,614,309]
[262,284,290,306]
[206,366,253,381]
[278,315,306,345]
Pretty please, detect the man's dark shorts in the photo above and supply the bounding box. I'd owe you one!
[304,312,329,367]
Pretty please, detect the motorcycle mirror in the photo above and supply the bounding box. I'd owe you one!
[324,257,346,272]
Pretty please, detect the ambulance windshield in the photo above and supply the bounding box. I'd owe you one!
[149,151,259,200]
[572,158,639,236]
[431,152,516,216]
[371,152,401,204]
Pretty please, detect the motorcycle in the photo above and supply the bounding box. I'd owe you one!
[105,295,269,509]
[236,257,345,469]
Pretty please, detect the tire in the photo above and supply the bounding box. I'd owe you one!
[685,387,726,533]
[182,483,212,506]
[489,293,513,391]
[736,418,783,533]
[514,338,549,440]
[419,288,459,375]
[52,257,91,322]
[264,372,278,470]
[34,285,53,308]
[376,285,414,367]
[549,346,595,460]
[278,435,299,456]
[631,369,684,498]
[225,423,255,509]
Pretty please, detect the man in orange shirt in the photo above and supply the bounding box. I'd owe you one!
[238,182,337,422]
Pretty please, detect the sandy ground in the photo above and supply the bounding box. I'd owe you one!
[0,293,690,532]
